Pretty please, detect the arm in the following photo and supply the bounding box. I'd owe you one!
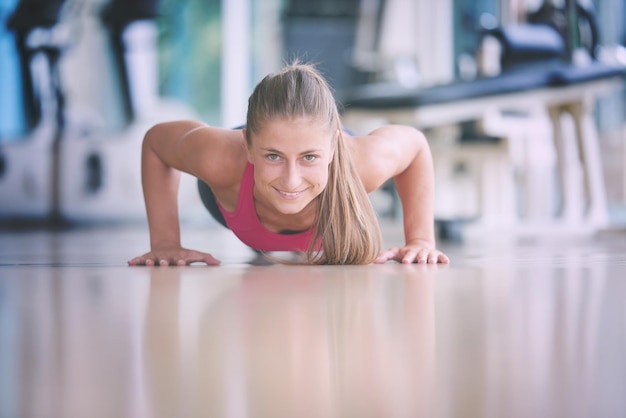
[388,127,448,263]
[351,125,449,264]
[128,120,221,266]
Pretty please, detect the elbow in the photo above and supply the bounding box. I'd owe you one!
[396,126,429,160]
[143,122,167,147]
[394,125,429,154]
[411,126,429,150]
[409,127,431,162]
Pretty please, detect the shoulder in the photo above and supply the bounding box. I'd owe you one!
[345,125,429,192]
[349,125,427,151]
[178,125,249,189]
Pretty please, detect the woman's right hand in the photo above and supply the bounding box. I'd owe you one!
[128,244,221,266]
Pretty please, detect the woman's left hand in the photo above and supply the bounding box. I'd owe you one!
[374,242,449,264]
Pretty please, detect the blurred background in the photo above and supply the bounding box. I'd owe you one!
[0,0,625,240]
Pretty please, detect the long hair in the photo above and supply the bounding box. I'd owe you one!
[245,62,382,264]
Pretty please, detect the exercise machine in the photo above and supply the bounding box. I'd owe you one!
[0,0,199,225]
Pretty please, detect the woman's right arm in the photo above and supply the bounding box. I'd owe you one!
[128,120,221,266]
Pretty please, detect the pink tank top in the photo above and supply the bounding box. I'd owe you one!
[217,163,315,252]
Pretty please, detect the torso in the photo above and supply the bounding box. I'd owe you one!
[202,128,387,232]
[215,162,316,252]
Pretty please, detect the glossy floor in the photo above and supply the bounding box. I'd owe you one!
[1,223,625,418]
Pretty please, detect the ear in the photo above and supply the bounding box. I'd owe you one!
[242,129,253,163]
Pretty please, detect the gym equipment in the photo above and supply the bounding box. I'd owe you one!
[0,0,66,222]
[340,10,626,238]
[0,0,199,225]
[57,0,200,223]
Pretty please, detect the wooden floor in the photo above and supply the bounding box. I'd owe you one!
[1,221,625,418]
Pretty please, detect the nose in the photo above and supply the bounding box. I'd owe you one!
[281,161,301,190]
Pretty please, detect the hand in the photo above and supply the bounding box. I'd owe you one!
[374,241,449,265]
[128,244,221,266]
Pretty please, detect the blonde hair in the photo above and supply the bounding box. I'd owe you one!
[246,62,382,264]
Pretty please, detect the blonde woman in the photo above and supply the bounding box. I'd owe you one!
[128,63,449,265]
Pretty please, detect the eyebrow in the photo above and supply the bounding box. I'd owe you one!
[260,147,323,155]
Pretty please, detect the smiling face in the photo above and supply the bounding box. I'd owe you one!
[245,117,335,216]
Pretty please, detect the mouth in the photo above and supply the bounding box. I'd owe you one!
[274,187,306,200]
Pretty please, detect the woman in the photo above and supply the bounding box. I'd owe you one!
[128,63,449,266]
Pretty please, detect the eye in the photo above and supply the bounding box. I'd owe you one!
[266,153,280,161]
[303,154,317,162]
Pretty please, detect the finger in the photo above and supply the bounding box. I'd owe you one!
[182,251,221,266]
[438,253,450,264]
[427,252,440,264]
[159,258,169,266]
[424,252,449,264]
[401,249,419,264]
[414,249,429,264]
[374,248,400,264]
[128,257,142,266]
[129,254,154,266]
[145,258,155,266]
[374,252,392,264]
[177,259,187,266]
[200,252,221,265]
[399,248,421,264]
[204,256,221,266]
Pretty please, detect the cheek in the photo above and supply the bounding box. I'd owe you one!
[309,167,330,188]
[254,166,279,184]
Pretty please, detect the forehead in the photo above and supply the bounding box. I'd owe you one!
[251,117,332,150]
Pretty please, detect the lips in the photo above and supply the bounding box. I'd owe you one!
[274,187,306,200]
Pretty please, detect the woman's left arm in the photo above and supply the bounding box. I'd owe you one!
[354,125,449,264]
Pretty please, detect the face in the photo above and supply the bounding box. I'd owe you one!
[245,117,335,216]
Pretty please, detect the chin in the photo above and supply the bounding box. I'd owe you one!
[274,201,308,215]
[272,194,315,214]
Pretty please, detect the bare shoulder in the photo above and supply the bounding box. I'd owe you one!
[178,125,249,189]
[345,125,428,192]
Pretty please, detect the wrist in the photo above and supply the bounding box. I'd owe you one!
[151,239,181,251]
[405,237,435,248]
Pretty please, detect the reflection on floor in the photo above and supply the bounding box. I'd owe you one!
[0,222,625,418]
